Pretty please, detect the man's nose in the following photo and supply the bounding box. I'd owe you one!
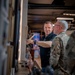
[46,28,48,30]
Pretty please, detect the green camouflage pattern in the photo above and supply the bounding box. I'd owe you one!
[50,32,70,75]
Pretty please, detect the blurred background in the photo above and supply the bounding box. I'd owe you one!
[0,0,75,75]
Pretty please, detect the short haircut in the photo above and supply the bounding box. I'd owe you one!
[44,21,53,25]
[58,20,68,31]
[44,21,53,27]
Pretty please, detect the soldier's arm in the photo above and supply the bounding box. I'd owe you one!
[50,37,63,67]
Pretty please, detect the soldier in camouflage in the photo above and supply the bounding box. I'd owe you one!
[50,20,70,75]
[66,31,75,75]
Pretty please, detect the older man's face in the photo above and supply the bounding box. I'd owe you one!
[53,22,62,35]
[44,23,53,36]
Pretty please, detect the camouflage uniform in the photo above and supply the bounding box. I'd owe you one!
[66,31,75,75]
[50,32,70,75]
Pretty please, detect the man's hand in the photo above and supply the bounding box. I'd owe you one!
[26,39,34,44]
[26,35,34,44]
[29,35,34,40]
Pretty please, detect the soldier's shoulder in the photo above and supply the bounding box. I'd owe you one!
[54,36,62,41]
[53,37,62,45]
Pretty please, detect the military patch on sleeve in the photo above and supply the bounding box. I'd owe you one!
[53,37,63,47]
[52,37,63,55]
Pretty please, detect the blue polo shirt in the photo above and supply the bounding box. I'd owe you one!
[40,32,56,67]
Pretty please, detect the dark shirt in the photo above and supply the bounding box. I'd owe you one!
[40,32,56,67]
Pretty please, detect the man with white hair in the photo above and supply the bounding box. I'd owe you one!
[49,20,70,75]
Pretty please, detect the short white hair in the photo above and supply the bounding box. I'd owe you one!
[58,20,68,31]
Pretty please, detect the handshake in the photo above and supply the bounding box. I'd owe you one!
[27,33,40,45]
[26,35,34,45]
[26,34,52,48]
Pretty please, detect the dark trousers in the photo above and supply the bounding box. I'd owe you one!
[41,66,54,75]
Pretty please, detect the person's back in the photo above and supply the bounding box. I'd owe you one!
[66,31,75,75]
[66,31,75,58]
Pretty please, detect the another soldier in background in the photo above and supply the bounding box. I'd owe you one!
[66,31,75,75]
[50,20,70,75]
